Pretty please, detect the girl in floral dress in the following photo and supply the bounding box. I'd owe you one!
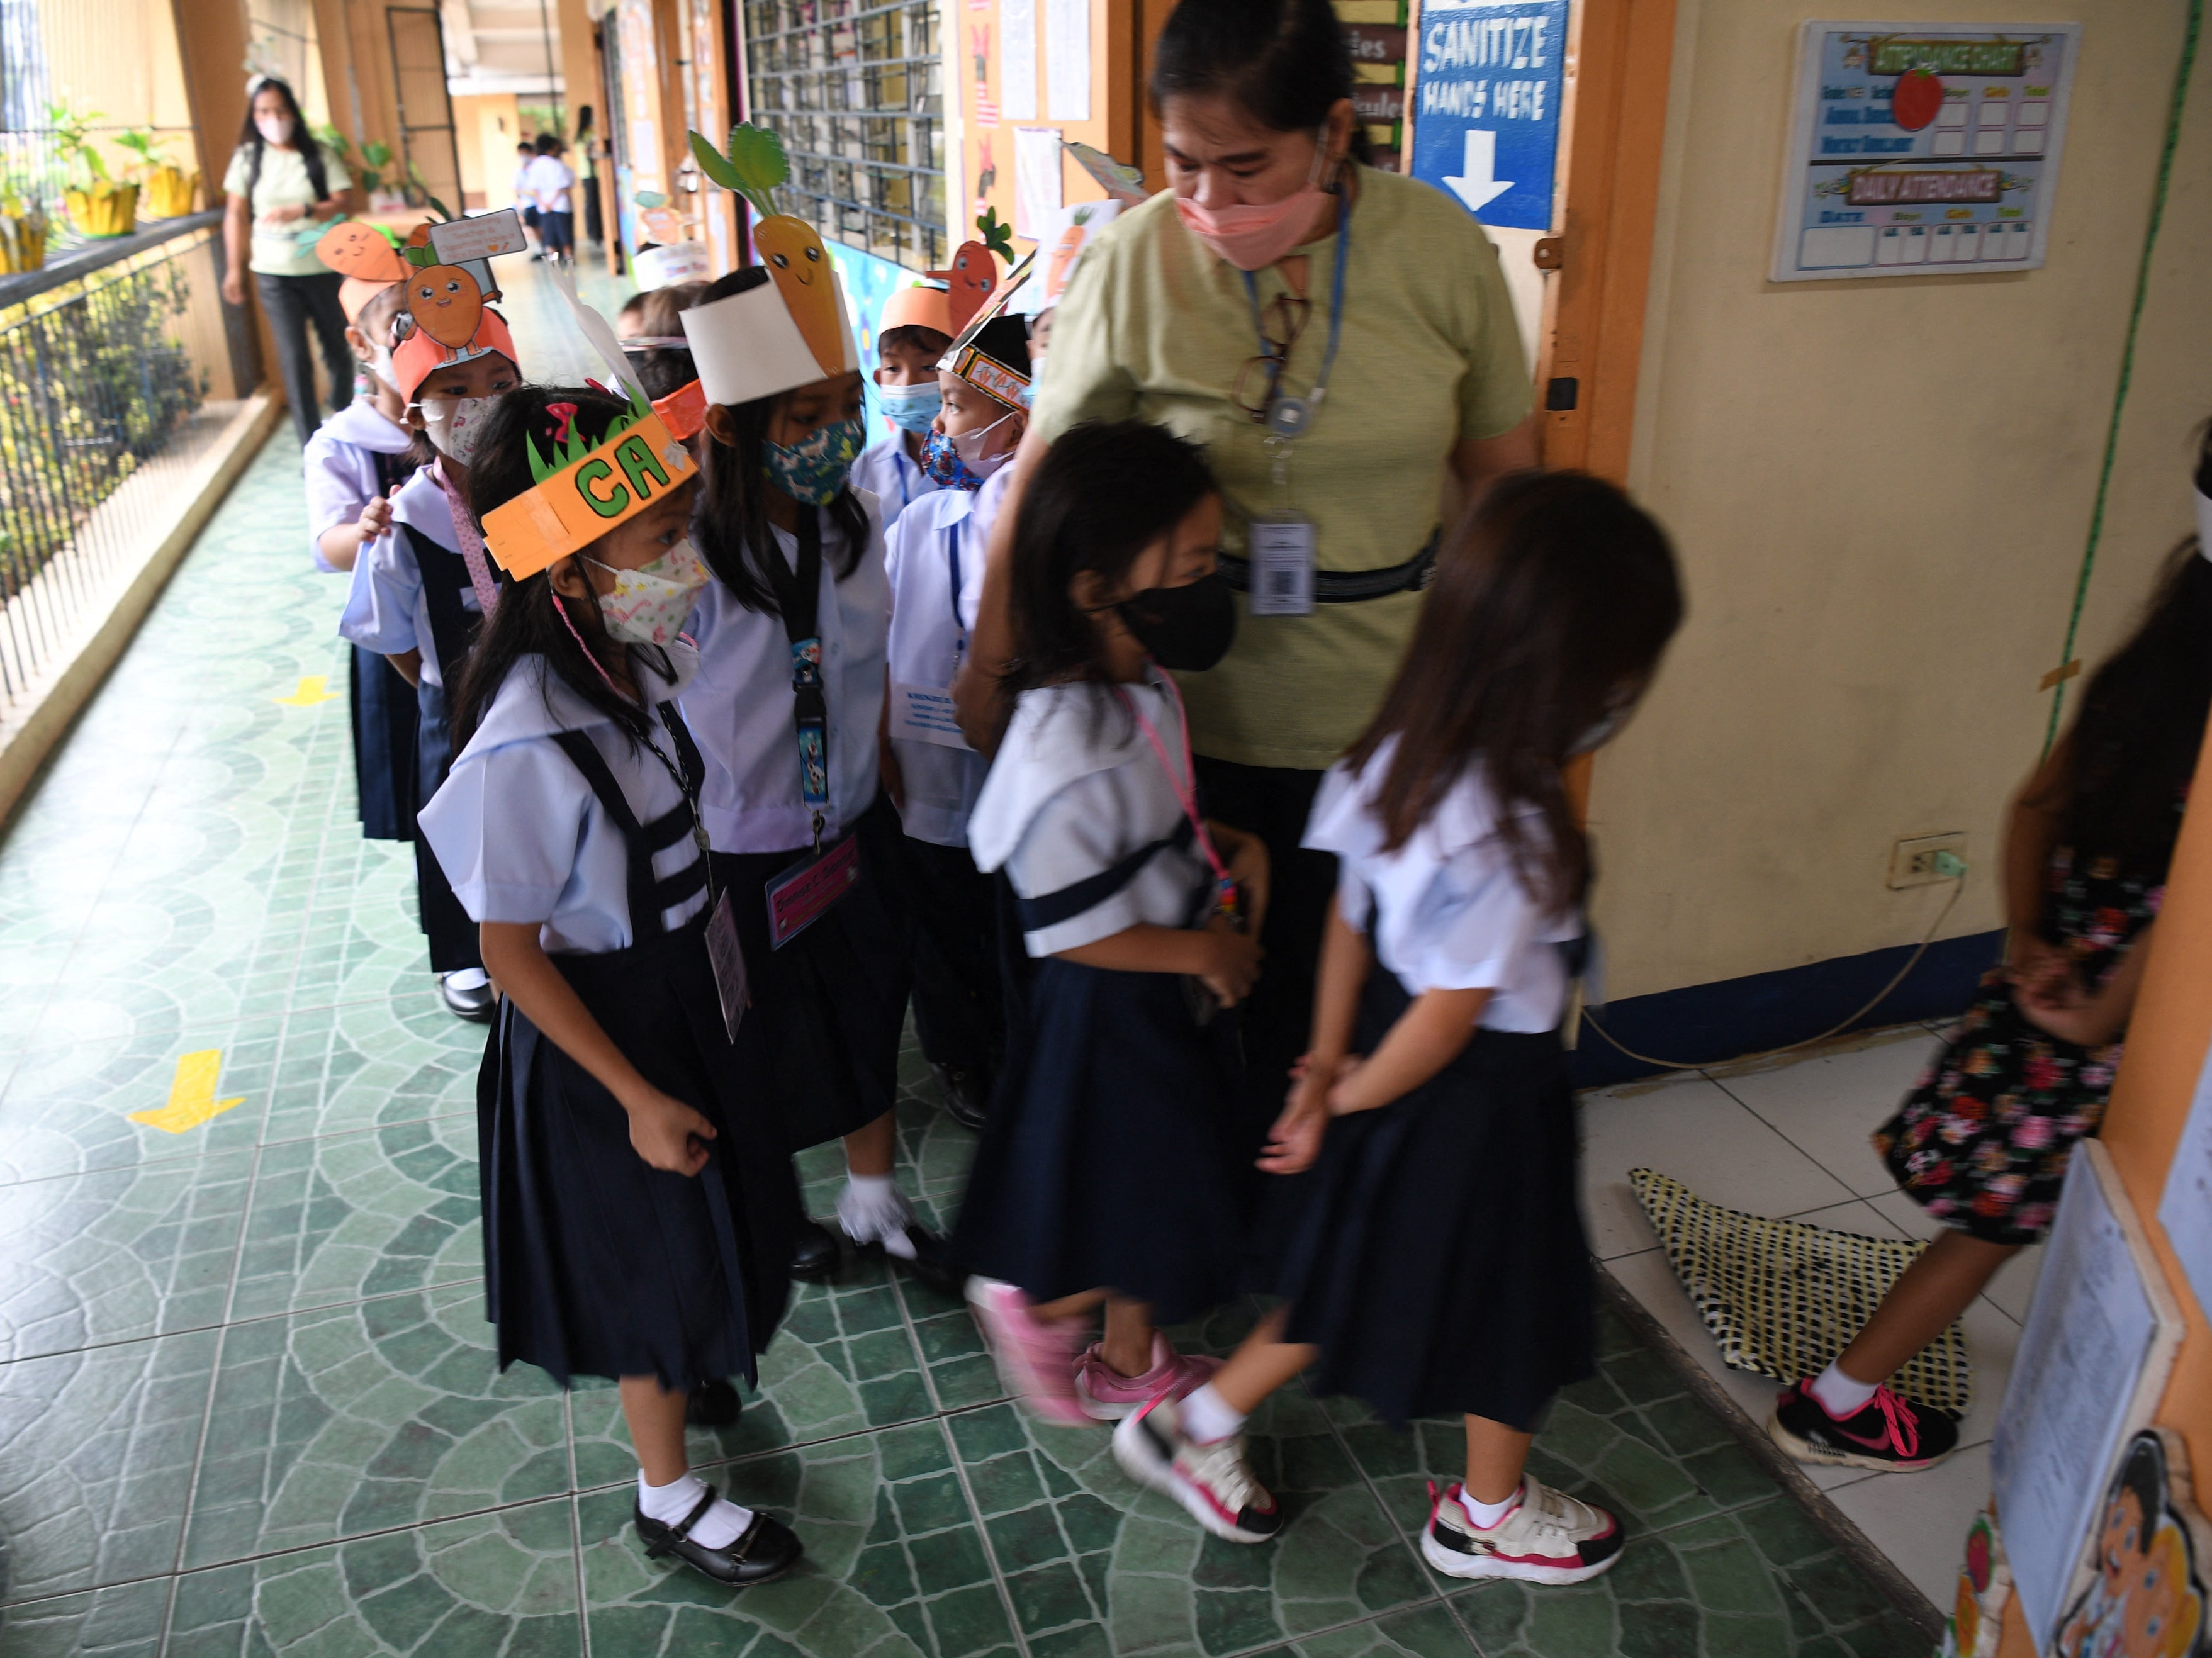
[1771,444,2212,1476]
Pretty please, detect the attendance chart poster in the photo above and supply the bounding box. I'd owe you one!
[1771,22,2079,282]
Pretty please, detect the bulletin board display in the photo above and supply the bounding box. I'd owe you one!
[955,0,1132,257]
[1771,21,2079,283]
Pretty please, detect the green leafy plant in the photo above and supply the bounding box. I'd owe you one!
[45,96,111,191]
[314,126,396,197]
[688,123,787,220]
[976,205,1014,261]
[405,159,454,221]
[112,128,168,176]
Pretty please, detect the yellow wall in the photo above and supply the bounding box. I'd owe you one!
[1593,0,2212,1003]
[453,92,529,210]
[40,0,196,177]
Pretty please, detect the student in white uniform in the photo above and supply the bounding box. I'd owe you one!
[678,227,946,1287]
[1114,471,1683,1584]
[850,283,951,516]
[954,420,1269,1426]
[524,134,576,262]
[884,311,1031,1128]
[339,296,524,1021]
[301,248,424,846]
[422,383,803,1589]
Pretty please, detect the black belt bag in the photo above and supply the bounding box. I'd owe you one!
[1216,526,1440,604]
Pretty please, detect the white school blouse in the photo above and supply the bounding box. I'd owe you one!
[337,463,473,688]
[967,670,1211,957]
[850,434,940,518]
[303,401,414,572]
[1302,741,1582,1033]
[417,644,709,954]
[682,498,891,854]
[884,486,988,847]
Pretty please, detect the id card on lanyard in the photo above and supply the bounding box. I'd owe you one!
[1242,194,1350,619]
[643,701,750,1040]
[765,510,859,947]
[890,518,973,749]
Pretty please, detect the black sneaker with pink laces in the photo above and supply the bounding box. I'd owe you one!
[1768,1378,1960,1473]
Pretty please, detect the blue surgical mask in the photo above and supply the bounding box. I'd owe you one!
[764,415,866,505]
[877,381,943,435]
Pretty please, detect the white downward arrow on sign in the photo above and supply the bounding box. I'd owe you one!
[1442,128,1512,213]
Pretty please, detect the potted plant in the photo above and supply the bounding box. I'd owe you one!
[48,96,138,236]
[313,126,403,213]
[115,128,199,218]
[0,193,48,272]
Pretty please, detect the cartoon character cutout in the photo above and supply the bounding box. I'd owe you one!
[929,242,997,333]
[2058,1433,2211,1658]
[406,264,486,350]
[315,220,407,284]
[753,214,845,376]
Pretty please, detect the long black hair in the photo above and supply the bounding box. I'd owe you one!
[1001,419,1218,697]
[451,385,663,750]
[1346,471,1684,916]
[1150,0,1361,158]
[237,77,330,204]
[2041,441,2212,871]
[693,266,869,614]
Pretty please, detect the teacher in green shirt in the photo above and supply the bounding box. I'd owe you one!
[957,0,1537,1167]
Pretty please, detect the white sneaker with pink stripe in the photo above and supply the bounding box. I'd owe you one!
[1420,1477,1625,1585]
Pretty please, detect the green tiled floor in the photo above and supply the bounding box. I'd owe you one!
[0,430,1929,1656]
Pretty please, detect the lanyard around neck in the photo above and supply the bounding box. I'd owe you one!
[764,512,832,849]
[947,518,966,673]
[1114,669,1235,910]
[1238,189,1352,441]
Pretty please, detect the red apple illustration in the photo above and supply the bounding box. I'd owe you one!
[1893,67,1944,132]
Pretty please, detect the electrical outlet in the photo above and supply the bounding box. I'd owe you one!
[1890,832,1967,889]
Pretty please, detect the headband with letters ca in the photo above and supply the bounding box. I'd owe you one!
[481,388,700,579]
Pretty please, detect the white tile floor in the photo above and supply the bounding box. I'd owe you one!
[1580,1019,2048,1610]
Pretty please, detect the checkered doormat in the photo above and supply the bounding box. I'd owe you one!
[1629,1167,1973,1414]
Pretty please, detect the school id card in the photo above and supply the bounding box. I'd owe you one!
[1247,515,1316,617]
[889,681,971,749]
[765,832,862,949]
[704,890,749,1041]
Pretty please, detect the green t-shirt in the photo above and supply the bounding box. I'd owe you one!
[1033,167,1532,770]
[222,142,352,277]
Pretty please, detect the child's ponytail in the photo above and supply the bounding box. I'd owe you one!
[450,385,660,749]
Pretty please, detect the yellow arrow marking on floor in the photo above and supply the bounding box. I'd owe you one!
[129,1050,245,1133]
[274,675,339,707]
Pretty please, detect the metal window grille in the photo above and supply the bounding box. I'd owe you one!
[742,0,947,273]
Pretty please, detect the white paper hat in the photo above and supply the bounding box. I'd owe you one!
[680,257,861,406]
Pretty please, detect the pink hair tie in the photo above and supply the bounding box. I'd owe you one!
[545,401,578,445]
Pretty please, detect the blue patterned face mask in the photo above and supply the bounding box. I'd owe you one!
[920,408,1018,491]
[877,381,943,435]
[763,416,866,505]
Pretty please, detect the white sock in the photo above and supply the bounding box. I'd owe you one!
[637,1469,754,1550]
[445,968,490,990]
[1459,1483,1522,1530]
[836,1173,918,1259]
[1179,1382,1247,1445]
[1809,1361,1879,1418]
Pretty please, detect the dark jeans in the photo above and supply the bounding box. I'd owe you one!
[537,210,574,255]
[255,270,354,445]
[582,177,603,245]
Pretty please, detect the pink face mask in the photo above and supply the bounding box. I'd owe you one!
[1174,128,1337,271]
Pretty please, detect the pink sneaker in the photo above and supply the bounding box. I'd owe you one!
[966,1279,1090,1426]
[1074,1335,1221,1421]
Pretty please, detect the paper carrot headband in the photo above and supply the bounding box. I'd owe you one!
[315,220,408,322]
[481,386,701,579]
[880,283,953,339]
[389,305,519,401]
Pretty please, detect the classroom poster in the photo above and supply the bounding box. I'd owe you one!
[1771,22,2080,281]
[1408,0,1568,233]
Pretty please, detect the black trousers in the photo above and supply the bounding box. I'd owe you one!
[901,835,1004,1075]
[537,210,575,255]
[255,270,354,445]
[1193,756,1335,1274]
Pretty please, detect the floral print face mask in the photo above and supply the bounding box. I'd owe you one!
[583,537,712,646]
[763,416,867,505]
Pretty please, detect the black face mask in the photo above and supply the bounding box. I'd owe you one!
[1116,573,1237,673]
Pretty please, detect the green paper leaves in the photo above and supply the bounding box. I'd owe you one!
[977,206,1014,260]
[688,124,787,221]
[403,242,437,267]
[635,189,666,208]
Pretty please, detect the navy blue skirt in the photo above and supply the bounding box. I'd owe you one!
[478,919,800,1389]
[349,644,417,842]
[1276,968,1595,1430]
[708,793,913,1151]
[953,955,1245,1325]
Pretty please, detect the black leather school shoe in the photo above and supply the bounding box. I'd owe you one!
[929,1062,991,1131]
[685,1379,743,1428]
[438,972,496,1022]
[634,1487,802,1587]
[790,1218,843,1282]
[850,1223,966,1297]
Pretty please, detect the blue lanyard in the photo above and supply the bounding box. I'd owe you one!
[1238,189,1352,436]
[895,448,914,511]
[947,518,965,671]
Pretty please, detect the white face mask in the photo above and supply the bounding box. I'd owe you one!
[950,408,1019,477]
[415,395,494,464]
[255,113,295,147]
[585,539,712,646]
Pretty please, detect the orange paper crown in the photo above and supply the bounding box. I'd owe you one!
[481,389,701,579]
[391,306,520,401]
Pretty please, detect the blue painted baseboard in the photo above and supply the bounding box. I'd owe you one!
[1568,928,2004,1089]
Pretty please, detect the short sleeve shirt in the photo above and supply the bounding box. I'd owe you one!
[222,143,352,276]
[1033,168,1532,770]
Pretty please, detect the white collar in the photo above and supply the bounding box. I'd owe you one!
[321,399,414,452]
[390,462,459,550]
[459,641,702,759]
[967,668,1172,870]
